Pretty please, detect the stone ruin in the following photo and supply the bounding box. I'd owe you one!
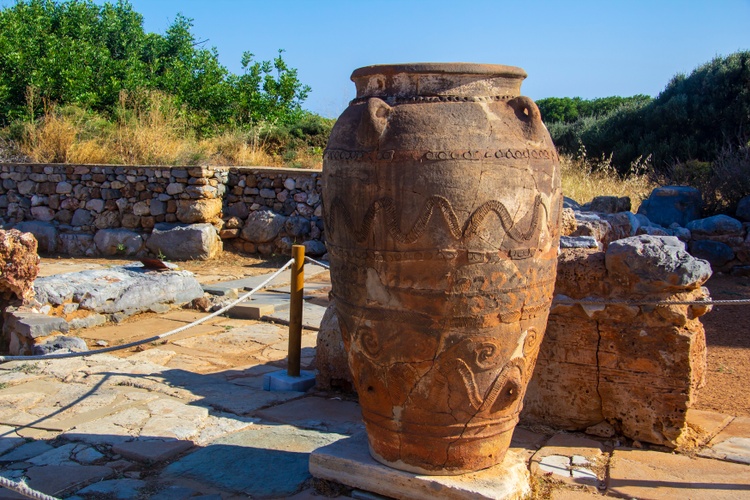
[318,194,716,449]
[0,178,728,450]
[523,236,711,447]
[0,228,205,355]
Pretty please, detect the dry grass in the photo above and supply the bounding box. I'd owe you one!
[202,129,282,167]
[20,112,77,163]
[13,91,316,168]
[561,153,657,211]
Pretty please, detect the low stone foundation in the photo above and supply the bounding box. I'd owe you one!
[316,235,713,448]
[521,238,712,447]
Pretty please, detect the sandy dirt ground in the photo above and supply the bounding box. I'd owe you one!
[694,272,750,417]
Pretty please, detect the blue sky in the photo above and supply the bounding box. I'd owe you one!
[5,0,750,117]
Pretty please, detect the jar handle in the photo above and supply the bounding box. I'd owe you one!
[508,96,541,121]
[357,98,392,148]
[508,96,544,137]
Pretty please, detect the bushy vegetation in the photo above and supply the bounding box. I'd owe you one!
[0,0,331,167]
[536,95,652,124]
[543,51,750,214]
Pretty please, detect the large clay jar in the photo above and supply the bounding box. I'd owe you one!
[323,63,562,475]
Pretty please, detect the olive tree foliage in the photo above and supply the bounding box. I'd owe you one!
[0,0,311,129]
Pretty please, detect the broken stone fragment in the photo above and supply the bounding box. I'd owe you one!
[0,228,40,301]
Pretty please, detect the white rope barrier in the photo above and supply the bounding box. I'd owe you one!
[0,476,59,500]
[552,297,749,306]
[0,258,295,364]
[304,256,330,270]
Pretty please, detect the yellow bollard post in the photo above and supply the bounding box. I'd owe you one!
[288,244,304,377]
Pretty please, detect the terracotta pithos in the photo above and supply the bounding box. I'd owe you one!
[322,63,562,475]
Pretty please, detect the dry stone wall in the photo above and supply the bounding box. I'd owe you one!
[0,164,325,259]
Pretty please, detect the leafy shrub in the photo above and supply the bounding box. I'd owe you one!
[537,95,651,123]
[667,145,750,215]
[545,51,750,175]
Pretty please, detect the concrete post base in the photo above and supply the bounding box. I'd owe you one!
[262,369,316,392]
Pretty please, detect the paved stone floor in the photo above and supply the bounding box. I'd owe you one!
[1,265,750,499]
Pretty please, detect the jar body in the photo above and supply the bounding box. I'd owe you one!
[323,63,562,474]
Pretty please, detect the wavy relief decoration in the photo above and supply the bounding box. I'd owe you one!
[326,194,543,244]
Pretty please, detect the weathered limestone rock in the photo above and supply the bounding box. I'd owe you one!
[0,229,40,301]
[561,208,577,236]
[146,223,222,261]
[637,186,702,227]
[572,212,613,247]
[589,195,631,214]
[33,266,204,314]
[94,229,144,256]
[687,214,743,237]
[58,234,96,256]
[689,240,735,269]
[240,209,287,243]
[32,335,88,355]
[606,235,712,293]
[4,310,70,355]
[603,211,640,240]
[563,197,582,210]
[176,198,222,224]
[14,221,57,254]
[522,236,712,448]
[736,195,750,222]
[302,239,327,256]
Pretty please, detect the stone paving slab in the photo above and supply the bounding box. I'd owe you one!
[699,416,750,464]
[509,426,549,461]
[254,396,364,435]
[687,409,734,443]
[609,448,750,499]
[310,432,530,500]
[265,301,328,330]
[24,464,114,497]
[164,424,346,498]
[530,433,606,491]
[0,440,53,463]
[73,478,147,499]
[214,263,326,291]
[113,439,194,464]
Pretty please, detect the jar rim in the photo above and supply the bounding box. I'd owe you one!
[351,63,527,80]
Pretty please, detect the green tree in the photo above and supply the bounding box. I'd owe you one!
[229,50,312,125]
[0,0,312,130]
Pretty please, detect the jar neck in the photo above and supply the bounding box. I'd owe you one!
[351,63,526,99]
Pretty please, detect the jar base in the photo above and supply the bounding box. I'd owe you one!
[366,430,513,476]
